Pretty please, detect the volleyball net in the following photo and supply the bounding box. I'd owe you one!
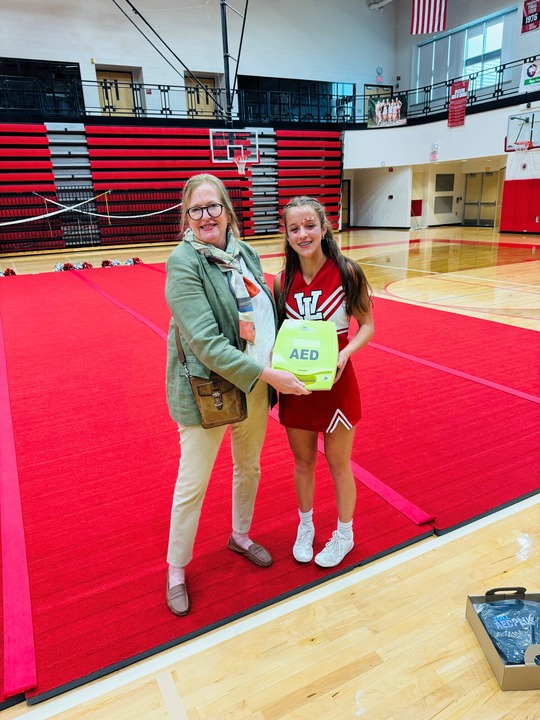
[0,188,186,253]
[0,185,247,253]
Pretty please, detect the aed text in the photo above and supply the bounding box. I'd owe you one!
[290,349,320,360]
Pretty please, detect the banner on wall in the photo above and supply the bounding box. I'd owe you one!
[448,79,469,128]
[520,61,540,91]
[521,0,539,33]
[367,95,407,128]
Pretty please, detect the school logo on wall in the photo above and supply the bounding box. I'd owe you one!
[520,61,540,92]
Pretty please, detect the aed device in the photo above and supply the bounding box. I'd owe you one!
[271,319,338,390]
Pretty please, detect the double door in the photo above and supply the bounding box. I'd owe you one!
[463,172,499,227]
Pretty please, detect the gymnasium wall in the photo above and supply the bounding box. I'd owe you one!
[0,0,398,97]
[344,103,539,230]
[1,1,534,98]
[344,104,517,169]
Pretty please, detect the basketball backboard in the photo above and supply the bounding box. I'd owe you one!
[505,110,540,151]
[209,129,260,168]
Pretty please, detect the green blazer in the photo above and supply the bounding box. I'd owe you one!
[165,238,277,425]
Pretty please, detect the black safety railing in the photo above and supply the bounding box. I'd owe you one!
[0,54,538,126]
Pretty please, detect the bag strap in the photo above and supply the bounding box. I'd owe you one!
[174,324,227,414]
[174,324,192,380]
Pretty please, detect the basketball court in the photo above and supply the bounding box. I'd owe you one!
[0,222,539,719]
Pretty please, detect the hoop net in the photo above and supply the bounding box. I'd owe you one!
[233,152,250,175]
[513,140,533,153]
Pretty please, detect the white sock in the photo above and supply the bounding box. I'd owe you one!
[168,564,185,586]
[232,530,252,550]
[337,519,353,540]
[299,509,314,526]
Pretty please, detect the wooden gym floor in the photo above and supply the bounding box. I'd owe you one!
[1,226,539,718]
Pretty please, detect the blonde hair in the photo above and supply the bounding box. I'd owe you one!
[180,173,240,239]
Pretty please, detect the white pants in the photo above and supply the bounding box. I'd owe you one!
[167,380,270,567]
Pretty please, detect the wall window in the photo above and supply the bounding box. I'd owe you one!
[413,9,517,96]
[434,196,453,214]
[238,75,355,123]
[435,174,454,192]
[465,17,504,88]
[0,57,84,115]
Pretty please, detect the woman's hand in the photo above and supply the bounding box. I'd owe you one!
[260,367,311,395]
[334,349,350,383]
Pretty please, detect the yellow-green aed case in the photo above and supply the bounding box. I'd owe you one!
[272,320,339,390]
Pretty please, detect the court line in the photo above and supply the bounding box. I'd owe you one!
[378,289,540,326]
[361,260,540,290]
[384,283,540,304]
[369,342,540,404]
[71,269,168,341]
[10,493,539,720]
[268,407,434,525]
[0,317,37,697]
[156,671,189,720]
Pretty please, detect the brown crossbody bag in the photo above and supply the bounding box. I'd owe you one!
[174,325,247,429]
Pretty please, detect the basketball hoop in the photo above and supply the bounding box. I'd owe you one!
[513,140,533,153]
[233,151,250,176]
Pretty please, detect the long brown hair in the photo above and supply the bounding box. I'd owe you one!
[180,173,240,239]
[278,196,372,322]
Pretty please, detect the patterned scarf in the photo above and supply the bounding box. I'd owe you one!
[184,229,259,344]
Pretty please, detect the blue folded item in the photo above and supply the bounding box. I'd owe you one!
[474,599,540,665]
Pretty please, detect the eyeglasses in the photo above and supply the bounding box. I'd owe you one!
[186,203,224,221]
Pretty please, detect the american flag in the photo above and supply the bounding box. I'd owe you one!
[410,0,447,35]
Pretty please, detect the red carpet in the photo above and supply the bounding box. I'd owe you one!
[0,265,538,705]
[348,302,540,531]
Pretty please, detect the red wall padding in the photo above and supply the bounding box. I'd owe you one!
[500,179,540,233]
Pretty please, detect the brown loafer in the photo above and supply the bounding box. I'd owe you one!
[166,572,190,616]
[227,536,273,567]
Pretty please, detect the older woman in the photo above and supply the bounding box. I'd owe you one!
[164,174,308,616]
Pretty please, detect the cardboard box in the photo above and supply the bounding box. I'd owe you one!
[466,588,540,690]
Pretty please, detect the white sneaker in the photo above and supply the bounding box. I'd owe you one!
[293,523,315,563]
[314,530,354,568]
